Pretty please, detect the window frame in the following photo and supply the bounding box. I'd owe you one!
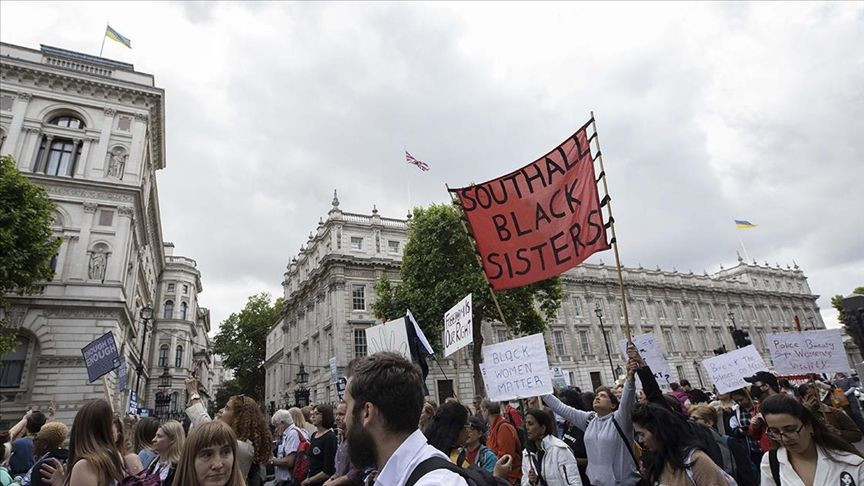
[0,336,30,388]
[353,328,367,358]
[351,285,366,311]
[553,330,566,355]
[175,345,184,368]
[350,237,363,250]
[163,300,174,319]
[158,344,169,368]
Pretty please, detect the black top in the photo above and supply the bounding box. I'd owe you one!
[30,448,69,486]
[306,429,337,483]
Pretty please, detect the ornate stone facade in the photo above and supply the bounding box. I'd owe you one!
[0,42,209,427]
[266,197,837,405]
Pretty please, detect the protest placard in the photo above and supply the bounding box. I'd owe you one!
[702,345,768,394]
[550,366,571,387]
[329,357,338,384]
[336,376,347,401]
[480,333,553,401]
[117,360,128,391]
[365,317,410,360]
[443,294,473,357]
[767,329,850,375]
[618,333,673,385]
[81,332,121,383]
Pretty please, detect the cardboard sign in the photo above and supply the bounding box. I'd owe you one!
[702,345,769,394]
[767,329,850,375]
[127,390,138,414]
[618,333,673,385]
[329,357,338,384]
[336,376,347,401]
[480,333,553,401]
[365,318,410,360]
[449,120,610,290]
[81,332,121,383]
[551,366,571,387]
[443,294,473,357]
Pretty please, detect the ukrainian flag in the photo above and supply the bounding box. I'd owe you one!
[735,219,757,229]
[105,25,132,49]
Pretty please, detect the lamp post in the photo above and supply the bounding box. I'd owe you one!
[595,303,616,379]
[727,311,737,330]
[134,305,154,399]
[294,363,310,407]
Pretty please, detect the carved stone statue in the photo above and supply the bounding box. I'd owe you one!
[106,148,128,179]
[88,250,107,280]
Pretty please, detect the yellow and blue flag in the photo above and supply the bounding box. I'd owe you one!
[105,25,132,49]
[735,219,757,229]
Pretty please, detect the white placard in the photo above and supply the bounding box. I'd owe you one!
[329,357,338,384]
[618,333,673,385]
[767,329,850,375]
[551,366,571,387]
[480,333,553,402]
[702,345,769,394]
[443,294,473,357]
[365,317,410,360]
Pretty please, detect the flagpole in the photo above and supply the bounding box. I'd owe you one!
[100,23,108,57]
[737,234,752,263]
[590,111,632,341]
[405,148,412,215]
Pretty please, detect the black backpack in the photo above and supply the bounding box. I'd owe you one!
[405,456,509,486]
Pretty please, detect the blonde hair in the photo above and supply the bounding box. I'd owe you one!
[688,403,718,426]
[157,420,186,464]
[288,407,307,429]
[64,400,124,485]
[174,421,245,486]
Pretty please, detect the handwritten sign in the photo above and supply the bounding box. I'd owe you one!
[365,317,410,360]
[329,357,338,384]
[480,333,553,401]
[81,332,121,382]
[336,376,347,401]
[702,345,768,394]
[767,329,849,375]
[618,333,672,385]
[551,366,571,387]
[444,294,473,357]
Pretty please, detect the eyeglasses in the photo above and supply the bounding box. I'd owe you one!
[766,422,805,441]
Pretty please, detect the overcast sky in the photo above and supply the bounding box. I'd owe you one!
[2,2,862,332]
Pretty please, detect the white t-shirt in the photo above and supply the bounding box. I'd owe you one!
[374,429,468,486]
[275,425,305,481]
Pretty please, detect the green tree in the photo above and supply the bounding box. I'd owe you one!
[832,286,864,351]
[212,378,244,414]
[373,203,562,396]
[213,292,283,401]
[0,155,60,356]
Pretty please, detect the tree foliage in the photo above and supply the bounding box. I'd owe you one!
[0,155,60,356]
[832,286,864,351]
[373,203,562,396]
[212,378,244,413]
[213,292,283,401]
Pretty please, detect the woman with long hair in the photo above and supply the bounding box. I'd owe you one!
[146,420,185,485]
[302,404,337,486]
[632,403,731,485]
[797,383,863,444]
[39,400,127,486]
[185,377,273,482]
[112,416,144,476]
[288,408,310,439]
[133,417,161,469]
[521,408,581,486]
[173,421,245,486]
[423,401,471,462]
[760,393,864,485]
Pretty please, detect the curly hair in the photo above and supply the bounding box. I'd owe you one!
[227,395,273,463]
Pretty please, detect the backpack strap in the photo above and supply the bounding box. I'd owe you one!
[404,457,470,486]
[769,449,781,485]
[611,417,639,468]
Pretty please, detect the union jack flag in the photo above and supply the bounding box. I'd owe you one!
[406,151,430,172]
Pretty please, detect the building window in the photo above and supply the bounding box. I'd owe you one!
[167,283,175,293]
[0,337,29,388]
[350,237,363,250]
[0,95,13,111]
[163,300,174,319]
[680,330,692,351]
[354,329,367,357]
[692,304,701,320]
[656,302,667,319]
[677,365,687,382]
[49,115,85,129]
[180,302,188,320]
[706,304,715,320]
[98,209,114,227]
[183,284,189,294]
[352,285,365,311]
[35,137,80,176]
[673,302,683,320]
[553,330,566,355]
[663,329,675,352]
[698,330,709,351]
[579,330,591,355]
[638,301,648,319]
[158,344,169,367]
[388,240,400,253]
[573,298,583,317]
[175,345,183,368]
[496,329,508,344]
[170,392,178,413]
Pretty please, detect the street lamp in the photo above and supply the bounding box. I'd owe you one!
[727,311,737,330]
[294,363,310,407]
[134,305,154,400]
[595,303,616,379]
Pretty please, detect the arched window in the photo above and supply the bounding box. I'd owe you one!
[35,138,81,176]
[163,300,174,319]
[49,115,86,129]
[0,337,30,388]
[158,344,169,368]
[179,302,188,320]
[175,345,183,368]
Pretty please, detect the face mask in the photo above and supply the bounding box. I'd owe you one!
[750,385,764,401]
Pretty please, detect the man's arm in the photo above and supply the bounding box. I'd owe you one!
[9,409,32,440]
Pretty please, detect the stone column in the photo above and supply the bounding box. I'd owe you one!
[127,113,148,181]
[61,235,79,281]
[19,128,41,170]
[34,135,54,174]
[75,137,95,178]
[71,202,98,281]
[109,206,134,284]
[92,107,115,177]
[3,92,31,160]
[170,335,178,370]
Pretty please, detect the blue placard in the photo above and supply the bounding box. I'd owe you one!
[81,332,121,383]
[117,360,128,391]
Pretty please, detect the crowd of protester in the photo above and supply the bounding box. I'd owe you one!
[5,349,864,486]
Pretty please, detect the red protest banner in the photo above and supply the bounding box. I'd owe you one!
[449,120,610,290]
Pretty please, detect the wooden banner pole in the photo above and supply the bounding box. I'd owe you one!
[590,111,632,341]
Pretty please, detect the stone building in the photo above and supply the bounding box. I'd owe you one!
[0,42,210,426]
[265,195,839,406]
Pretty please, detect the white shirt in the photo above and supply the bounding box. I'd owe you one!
[374,429,468,486]
[760,446,864,486]
[275,425,304,481]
